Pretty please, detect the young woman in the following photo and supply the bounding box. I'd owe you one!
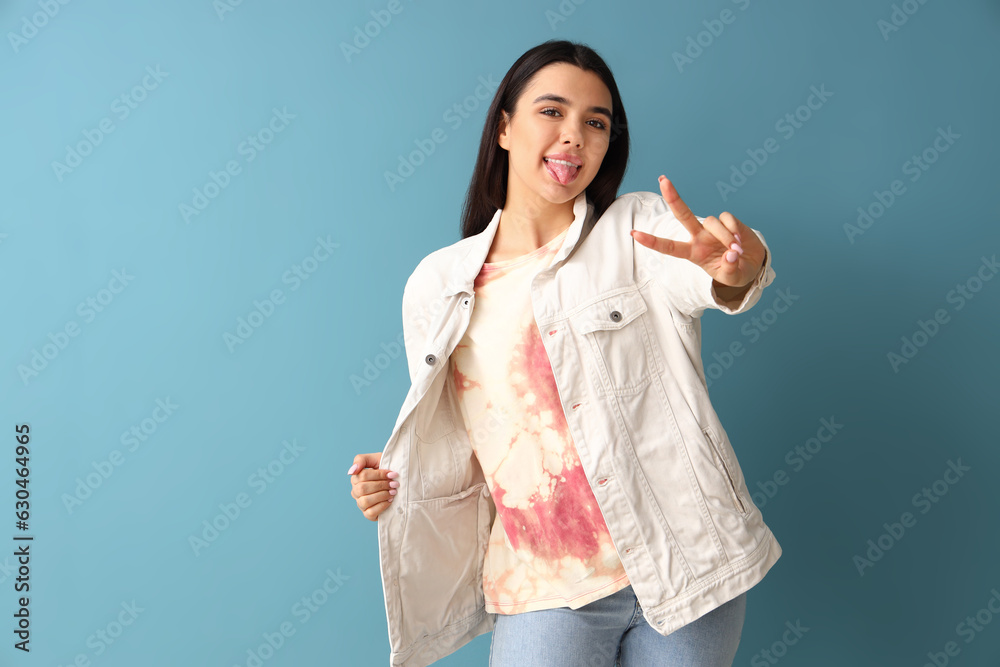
[348,40,781,667]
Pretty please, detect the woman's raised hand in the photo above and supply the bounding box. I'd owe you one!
[630,176,765,288]
[348,452,399,521]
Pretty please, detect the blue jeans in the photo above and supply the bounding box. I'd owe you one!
[489,584,746,667]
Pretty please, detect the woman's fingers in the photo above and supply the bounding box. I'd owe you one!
[718,211,742,236]
[350,468,396,495]
[351,473,399,499]
[718,212,745,259]
[347,451,381,475]
[630,228,692,260]
[700,216,742,262]
[349,461,399,521]
[359,492,395,521]
[658,176,702,240]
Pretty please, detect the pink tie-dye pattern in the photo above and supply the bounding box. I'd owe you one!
[489,322,604,562]
[450,232,630,614]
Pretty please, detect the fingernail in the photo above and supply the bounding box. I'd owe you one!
[347,464,359,474]
[389,488,397,495]
[388,495,394,502]
[730,242,743,254]
[389,481,399,488]
[386,471,399,479]
[726,250,738,263]
[734,232,742,243]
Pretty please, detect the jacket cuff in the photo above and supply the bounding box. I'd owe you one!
[703,228,776,315]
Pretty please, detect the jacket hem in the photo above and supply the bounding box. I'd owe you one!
[645,525,782,635]
[389,608,494,667]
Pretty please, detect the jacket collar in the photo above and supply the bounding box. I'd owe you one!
[442,190,594,298]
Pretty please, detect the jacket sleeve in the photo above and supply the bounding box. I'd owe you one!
[633,193,776,319]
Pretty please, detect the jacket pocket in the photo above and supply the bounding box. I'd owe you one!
[415,430,460,500]
[702,427,748,516]
[395,483,491,651]
[569,287,660,394]
[414,377,463,500]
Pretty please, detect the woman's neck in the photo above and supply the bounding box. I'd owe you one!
[487,193,575,263]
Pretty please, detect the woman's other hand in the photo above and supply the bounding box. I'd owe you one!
[348,453,399,521]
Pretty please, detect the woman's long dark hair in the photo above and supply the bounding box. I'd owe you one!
[459,40,630,239]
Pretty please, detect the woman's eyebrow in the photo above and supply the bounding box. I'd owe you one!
[532,93,612,119]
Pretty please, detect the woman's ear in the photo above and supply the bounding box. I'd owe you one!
[497,110,510,151]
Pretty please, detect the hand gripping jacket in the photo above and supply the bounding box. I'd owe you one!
[377,190,783,666]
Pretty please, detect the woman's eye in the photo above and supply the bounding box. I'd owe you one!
[541,108,607,130]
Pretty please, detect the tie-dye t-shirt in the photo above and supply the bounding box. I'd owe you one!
[449,225,631,615]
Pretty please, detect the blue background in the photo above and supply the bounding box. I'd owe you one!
[2,0,998,664]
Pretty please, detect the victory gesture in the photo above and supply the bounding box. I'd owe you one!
[630,176,766,288]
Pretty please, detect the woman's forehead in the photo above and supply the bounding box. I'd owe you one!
[522,63,612,108]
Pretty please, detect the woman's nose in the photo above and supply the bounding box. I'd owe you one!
[561,129,582,146]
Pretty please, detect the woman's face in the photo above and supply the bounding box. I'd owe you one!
[498,62,613,208]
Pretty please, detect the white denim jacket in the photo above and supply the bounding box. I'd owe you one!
[377,189,782,666]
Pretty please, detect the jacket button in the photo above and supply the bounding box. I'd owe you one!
[610,310,622,322]
[461,297,470,308]
[425,354,436,365]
